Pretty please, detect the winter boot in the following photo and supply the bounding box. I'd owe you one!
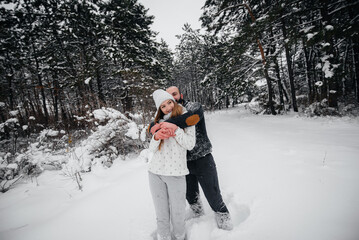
[215,212,233,231]
[171,232,187,240]
[150,230,171,240]
[186,201,204,220]
[156,233,171,240]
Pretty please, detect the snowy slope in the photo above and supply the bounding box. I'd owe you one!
[1,106,359,240]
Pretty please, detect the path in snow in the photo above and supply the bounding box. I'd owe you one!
[1,107,359,240]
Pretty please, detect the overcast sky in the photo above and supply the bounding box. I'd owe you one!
[139,0,206,50]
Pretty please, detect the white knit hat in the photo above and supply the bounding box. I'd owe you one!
[152,89,175,110]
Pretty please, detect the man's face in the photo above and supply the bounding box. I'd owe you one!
[166,87,181,102]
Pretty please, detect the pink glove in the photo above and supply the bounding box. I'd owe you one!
[150,123,161,135]
[159,122,178,133]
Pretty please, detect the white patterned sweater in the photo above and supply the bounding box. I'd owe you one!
[148,112,196,176]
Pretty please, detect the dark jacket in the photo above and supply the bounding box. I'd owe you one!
[149,100,212,161]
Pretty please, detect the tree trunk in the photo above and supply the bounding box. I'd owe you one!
[302,39,314,102]
[53,78,60,123]
[5,53,15,110]
[31,76,44,121]
[274,56,285,111]
[226,95,229,108]
[319,2,338,107]
[281,18,298,112]
[58,92,68,127]
[352,39,359,103]
[26,89,36,118]
[120,88,132,114]
[6,73,14,110]
[263,66,276,115]
[269,27,285,112]
[243,3,276,114]
[96,67,106,104]
[346,1,359,102]
[342,43,350,96]
[32,44,49,125]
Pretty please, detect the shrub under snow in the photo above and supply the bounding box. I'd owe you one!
[0,107,150,192]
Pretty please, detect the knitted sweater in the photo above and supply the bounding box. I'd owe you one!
[149,100,212,161]
[148,113,196,176]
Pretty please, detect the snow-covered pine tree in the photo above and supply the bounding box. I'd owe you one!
[200,0,359,114]
[0,0,168,134]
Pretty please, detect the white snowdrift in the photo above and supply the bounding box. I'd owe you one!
[1,106,359,240]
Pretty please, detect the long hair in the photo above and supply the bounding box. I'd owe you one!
[154,100,183,150]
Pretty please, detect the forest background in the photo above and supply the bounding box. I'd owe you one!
[0,0,358,190]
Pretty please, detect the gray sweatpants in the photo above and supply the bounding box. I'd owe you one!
[148,171,186,240]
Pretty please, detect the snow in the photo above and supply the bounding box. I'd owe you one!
[125,122,139,140]
[315,81,323,87]
[254,79,266,87]
[5,118,18,124]
[140,127,147,141]
[6,163,18,169]
[74,115,85,121]
[9,110,19,116]
[321,57,334,78]
[325,25,334,31]
[128,113,143,121]
[306,32,318,41]
[93,107,128,123]
[1,106,359,240]
[108,146,118,155]
[301,26,315,33]
[201,75,210,84]
[256,15,268,22]
[0,3,16,10]
[46,130,59,137]
[84,77,91,85]
[320,55,336,79]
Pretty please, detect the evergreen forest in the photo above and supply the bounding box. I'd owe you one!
[0,0,358,185]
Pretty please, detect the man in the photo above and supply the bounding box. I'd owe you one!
[148,86,233,231]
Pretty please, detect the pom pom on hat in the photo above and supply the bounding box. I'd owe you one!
[153,89,175,110]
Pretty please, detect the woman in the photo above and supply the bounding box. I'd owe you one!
[148,89,196,240]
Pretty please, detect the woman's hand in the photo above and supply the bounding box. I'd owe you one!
[150,123,161,135]
[154,128,176,140]
[159,122,178,132]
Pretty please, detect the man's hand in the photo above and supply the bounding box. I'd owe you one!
[154,128,175,140]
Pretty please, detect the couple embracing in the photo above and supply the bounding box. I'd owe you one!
[148,87,232,240]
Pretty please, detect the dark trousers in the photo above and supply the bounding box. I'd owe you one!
[186,153,229,213]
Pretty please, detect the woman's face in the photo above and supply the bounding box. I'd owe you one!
[160,99,174,115]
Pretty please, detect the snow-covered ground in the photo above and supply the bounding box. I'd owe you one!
[1,106,359,240]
